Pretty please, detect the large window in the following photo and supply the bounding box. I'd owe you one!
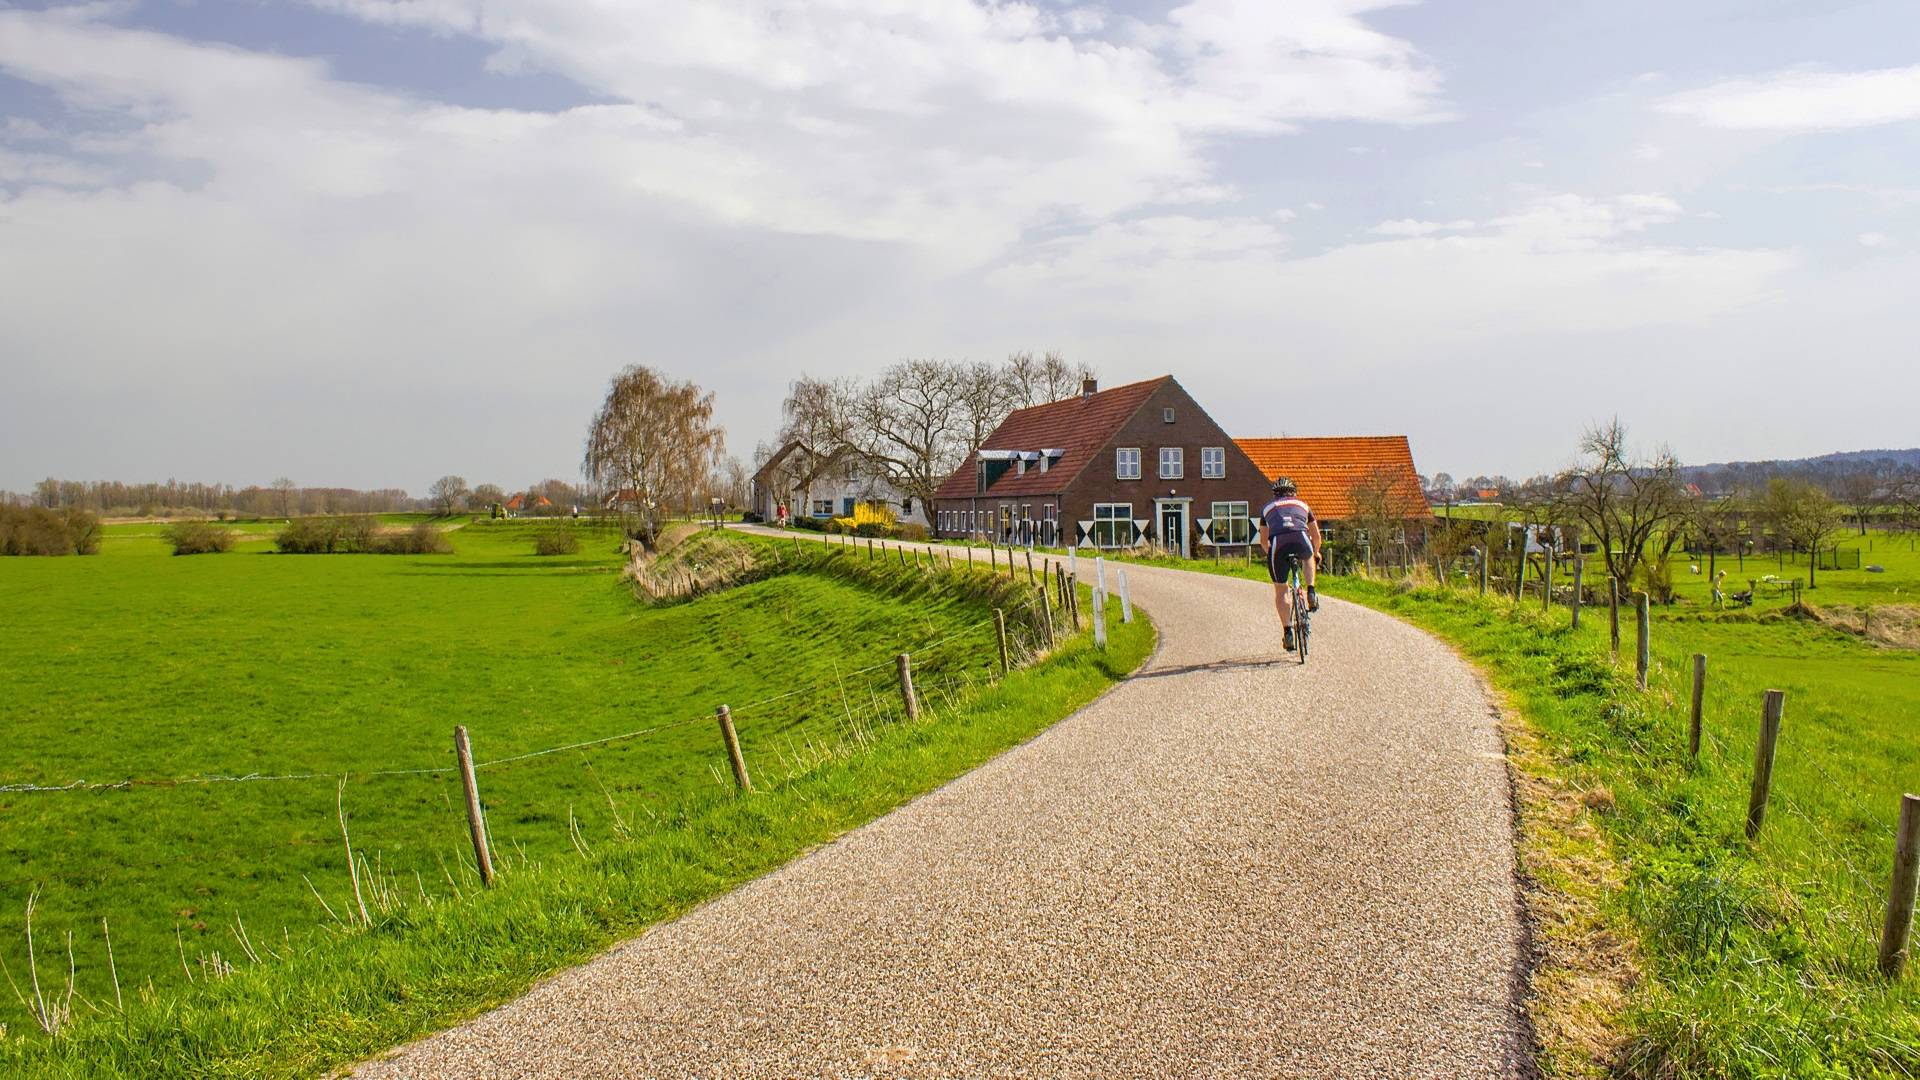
[812,499,833,517]
[1159,446,1184,479]
[1116,447,1141,480]
[1092,503,1132,549]
[1210,501,1253,545]
[1201,446,1226,479]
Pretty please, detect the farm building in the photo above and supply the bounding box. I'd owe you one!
[929,376,1271,556]
[1233,436,1430,544]
[749,440,928,527]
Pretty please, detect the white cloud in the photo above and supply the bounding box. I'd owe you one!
[1859,232,1896,248]
[1369,218,1474,236]
[1659,64,1920,131]
[1632,142,1662,161]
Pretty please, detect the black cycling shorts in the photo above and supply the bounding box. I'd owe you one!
[1267,534,1315,584]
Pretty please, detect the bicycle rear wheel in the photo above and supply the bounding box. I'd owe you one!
[1293,586,1309,664]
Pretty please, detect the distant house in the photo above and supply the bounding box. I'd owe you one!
[1233,436,1429,543]
[930,376,1269,556]
[749,440,928,526]
[505,493,554,516]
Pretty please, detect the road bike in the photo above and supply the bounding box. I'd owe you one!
[1282,553,1310,664]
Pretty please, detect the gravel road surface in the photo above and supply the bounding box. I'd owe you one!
[357,538,1530,1079]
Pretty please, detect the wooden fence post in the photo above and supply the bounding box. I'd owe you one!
[1068,572,1082,629]
[1572,555,1584,629]
[1689,654,1706,758]
[1091,587,1108,649]
[1478,547,1488,596]
[1635,592,1651,690]
[1543,546,1554,613]
[453,725,495,887]
[1118,567,1133,624]
[715,705,751,793]
[1880,794,1920,977]
[1513,535,1527,599]
[896,653,919,720]
[1037,585,1055,648]
[1026,549,1036,586]
[868,538,874,560]
[1609,580,1621,662]
[1745,690,1785,839]
[993,608,1011,677]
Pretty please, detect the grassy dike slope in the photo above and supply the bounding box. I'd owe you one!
[0,528,1152,1077]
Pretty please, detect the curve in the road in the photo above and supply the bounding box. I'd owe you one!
[358,537,1531,1079]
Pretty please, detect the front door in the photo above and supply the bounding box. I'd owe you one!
[1159,501,1188,558]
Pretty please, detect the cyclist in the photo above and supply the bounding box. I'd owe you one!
[1258,478,1321,651]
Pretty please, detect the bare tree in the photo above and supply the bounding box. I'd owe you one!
[1006,349,1095,407]
[1347,466,1426,565]
[773,376,859,512]
[428,475,470,515]
[1685,486,1749,582]
[955,360,1021,457]
[853,359,966,517]
[1763,476,1844,589]
[583,365,724,547]
[271,477,296,518]
[1549,420,1687,590]
[1829,468,1886,536]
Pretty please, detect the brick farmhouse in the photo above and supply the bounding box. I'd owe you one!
[930,376,1425,556]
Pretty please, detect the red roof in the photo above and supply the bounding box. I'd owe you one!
[1234,436,1427,521]
[933,377,1170,500]
[504,494,524,510]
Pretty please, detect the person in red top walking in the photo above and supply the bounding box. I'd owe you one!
[1258,478,1323,652]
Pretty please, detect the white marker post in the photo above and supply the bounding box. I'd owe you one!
[1091,587,1108,649]
[1096,556,1107,594]
[1069,546,1077,577]
[1118,568,1133,623]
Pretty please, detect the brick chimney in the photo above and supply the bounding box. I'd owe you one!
[1081,377,1098,399]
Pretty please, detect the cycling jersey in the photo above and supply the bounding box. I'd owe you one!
[1261,497,1317,584]
[1261,497,1315,539]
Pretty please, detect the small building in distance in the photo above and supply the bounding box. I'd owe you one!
[1233,435,1429,545]
[930,376,1270,556]
[749,440,928,527]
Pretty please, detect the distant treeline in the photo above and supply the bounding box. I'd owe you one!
[0,479,418,518]
[0,477,597,519]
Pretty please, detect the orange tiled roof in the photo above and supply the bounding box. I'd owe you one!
[1234,436,1427,521]
[934,377,1171,500]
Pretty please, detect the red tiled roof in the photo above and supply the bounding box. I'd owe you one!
[504,494,524,510]
[933,377,1171,500]
[1234,436,1427,521]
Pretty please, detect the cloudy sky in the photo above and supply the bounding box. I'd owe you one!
[2,0,1916,492]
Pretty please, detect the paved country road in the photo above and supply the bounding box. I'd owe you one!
[357,535,1531,1079]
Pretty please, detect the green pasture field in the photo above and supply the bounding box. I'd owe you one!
[0,523,1150,1075]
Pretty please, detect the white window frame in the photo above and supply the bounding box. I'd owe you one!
[812,499,833,517]
[1201,446,1226,479]
[1159,446,1184,480]
[1210,501,1252,545]
[1092,502,1132,549]
[1116,447,1142,481]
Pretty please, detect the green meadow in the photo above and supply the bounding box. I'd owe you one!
[0,522,1150,1075]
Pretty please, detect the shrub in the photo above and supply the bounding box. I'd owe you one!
[275,515,382,554]
[535,528,581,556]
[164,521,233,555]
[789,516,826,532]
[895,522,929,542]
[377,523,451,555]
[853,521,891,538]
[0,506,100,556]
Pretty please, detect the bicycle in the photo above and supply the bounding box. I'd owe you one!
[1282,553,1311,664]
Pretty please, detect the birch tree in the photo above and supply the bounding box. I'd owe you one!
[583,365,724,547]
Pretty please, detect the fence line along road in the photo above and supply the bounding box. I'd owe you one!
[359,528,1529,1079]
